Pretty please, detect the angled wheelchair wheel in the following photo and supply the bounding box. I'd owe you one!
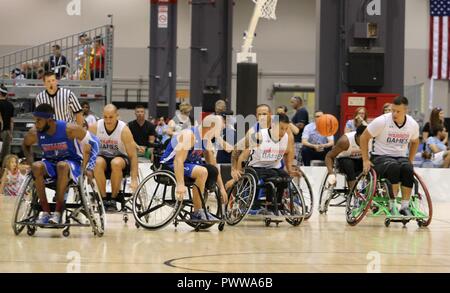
[180,185,223,230]
[346,169,377,226]
[293,171,314,220]
[410,172,433,227]
[79,175,106,237]
[283,180,306,226]
[225,173,257,226]
[11,175,38,235]
[318,173,333,214]
[132,171,182,230]
[370,179,391,216]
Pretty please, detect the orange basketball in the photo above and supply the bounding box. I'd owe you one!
[316,114,339,136]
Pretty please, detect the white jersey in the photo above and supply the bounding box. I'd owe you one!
[97,119,128,157]
[367,113,419,157]
[248,128,289,169]
[337,132,361,159]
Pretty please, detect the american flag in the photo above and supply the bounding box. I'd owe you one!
[429,0,450,79]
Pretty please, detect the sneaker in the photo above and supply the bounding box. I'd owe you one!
[49,212,61,225]
[36,212,51,225]
[102,200,110,211]
[399,207,413,217]
[191,209,220,221]
[256,207,275,216]
[389,206,400,216]
[109,199,118,212]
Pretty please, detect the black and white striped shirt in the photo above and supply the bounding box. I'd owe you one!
[35,87,82,123]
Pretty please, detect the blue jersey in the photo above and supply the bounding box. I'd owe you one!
[161,127,207,165]
[37,120,82,163]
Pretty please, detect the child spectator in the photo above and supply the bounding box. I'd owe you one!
[0,155,28,196]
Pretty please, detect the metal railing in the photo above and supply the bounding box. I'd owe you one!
[0,25,114,103]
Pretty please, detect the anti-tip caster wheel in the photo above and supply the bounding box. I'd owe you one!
[218,222,225,231]
[123,214,129,223]
[62,230,70,237]
[135,222,140,229]
[264,218,271,227]
[384,219,391,228]
[27,227,36,236]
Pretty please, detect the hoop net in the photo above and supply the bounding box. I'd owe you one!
[253,0,278,20]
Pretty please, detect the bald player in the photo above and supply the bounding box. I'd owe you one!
[89,104,138,212]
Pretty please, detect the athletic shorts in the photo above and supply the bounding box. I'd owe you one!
[99,155,130,179]
[42,159,81,184]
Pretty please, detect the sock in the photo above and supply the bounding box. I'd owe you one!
[401,200,409,210]
[389,199,396,209]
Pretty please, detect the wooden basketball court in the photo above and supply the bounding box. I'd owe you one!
[2,195,449,273]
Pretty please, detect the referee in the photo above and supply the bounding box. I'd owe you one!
[35,72,84,125]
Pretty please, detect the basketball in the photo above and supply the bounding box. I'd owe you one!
[316,114,339,136]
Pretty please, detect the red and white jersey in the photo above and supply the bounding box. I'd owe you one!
[97,119,128,157]
[367,113,419,158]
[248,128,288,169]
[337,132,361,159]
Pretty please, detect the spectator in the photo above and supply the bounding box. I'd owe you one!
[81,101,97,126]
[425,125,450,168]
[345,107,368,133]
[167,102,193,137]
[11,68,25,86]
[49,45,69,79]
[216,110,237,164]
[0,154,28,196]
[11,68,24,80]
[276,105,288,114]
[422,107,449,144]
[36,68,45,80]
[215,100,227,115]
[155,117,169,143]
[76,33,87,69]
[301,110,334,166]
[128,105,156,156]
[35,72,84,125]
[276,105,299,135]
[290,96,309,164]
[0,84,15,167]
[91,36,105,80]
[383,103,392,114]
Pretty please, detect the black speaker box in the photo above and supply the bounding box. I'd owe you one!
[348,49,384,87]
[202,90,222,113]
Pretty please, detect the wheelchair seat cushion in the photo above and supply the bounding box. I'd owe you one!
[263,177,292,184]
[251,167,290,184]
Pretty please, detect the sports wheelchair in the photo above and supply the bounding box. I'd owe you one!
[11,172,105,237]
[106,161,146,225]
[224,166,311,227]
[131,143,225,232]
[318,166,350,214]
[345,169,432,227]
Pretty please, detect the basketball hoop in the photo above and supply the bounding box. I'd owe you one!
[238,0,279,63]
[253,0,278,20]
